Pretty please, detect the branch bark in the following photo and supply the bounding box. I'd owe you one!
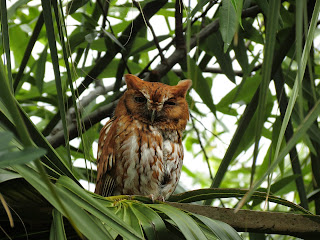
[3,179,319,238]
[46,80,124,141]
[48,100,119,148]
[168,202,320,239]
[143,5,260,82]
[46,5,261,148]
[42,0,168,136]
[173,64,262,77]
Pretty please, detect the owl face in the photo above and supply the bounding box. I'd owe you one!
[115,74,192,130]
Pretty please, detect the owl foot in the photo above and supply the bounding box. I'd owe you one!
[147,194,165,203]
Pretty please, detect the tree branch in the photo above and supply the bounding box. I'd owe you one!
[190,116,214,181]
[143,5,261,81]
[3,179,319,238]
[46,80,124,139]
[42,0,168,136]
[175,0,185,50]
[48,99,119,148]
[173,64,262,77]
[47,5,261,148]
[133,0,166,64]
[168,202,320,238]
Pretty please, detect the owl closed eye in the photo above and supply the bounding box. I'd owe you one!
[95,74,192,200]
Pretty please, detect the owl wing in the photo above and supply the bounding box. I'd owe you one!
[95,117,117,196]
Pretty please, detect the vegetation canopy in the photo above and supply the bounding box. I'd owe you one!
[0,0,320,239]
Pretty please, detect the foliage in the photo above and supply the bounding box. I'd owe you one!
[1,0,320,239]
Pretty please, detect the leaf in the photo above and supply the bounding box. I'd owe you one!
[0,147,46,167]
[114,202,143,237]
[190,0,212,17]
[238,98,320,211]
[130,202,169,239]
[69,29,92,52]
[55,187,114,239]
[78,37,104,51]
[7,0,29,19]
[255,0,269,16]
[169,188,311,214]
[0,131,14,151]
[130,35,169,56]
[220,0,238,52]
[9,25,30,68]
[66,0,90,15]
[0,169,21,183]
[240,19,264,44]
[102,29,125,51]
[50,209,67,240]
[193,213,242,240]
[252,0,280,185]
[35,45,48,94]
[41,0,71,167]
[1,0,13,86]
[13,164,140,239]
[151,204,207,240]
[13,164,112,239]
[233,35,249,74]
[0,105,77,181]
[273,0,320,164]
[232,0,243,28]
[200,32,236,82]
[75,59,142,79]
[14,13,44,91]
[216,74,261,114]
[187,57,216,115]
[0,59,33,148]
[56,176,142,239]
[252,175,301,206]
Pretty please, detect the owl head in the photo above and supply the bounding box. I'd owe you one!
[115,74,192,130]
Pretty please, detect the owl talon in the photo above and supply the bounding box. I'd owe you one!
[147,194,155,203]
[147,194,165,203]
[157,196,165,202]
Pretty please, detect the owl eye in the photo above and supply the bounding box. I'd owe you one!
[164,100,176,106]
[135,96,147,103]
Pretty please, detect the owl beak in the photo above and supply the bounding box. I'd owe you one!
[151,110,156,123]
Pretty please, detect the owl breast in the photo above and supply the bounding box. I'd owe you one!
[111,115,183,200]
[95,74,191,199]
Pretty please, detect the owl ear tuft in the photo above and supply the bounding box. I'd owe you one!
[176,79,192,97]
[125,74,144,90]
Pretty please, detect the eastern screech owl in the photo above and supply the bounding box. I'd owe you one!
[95,74,192,200]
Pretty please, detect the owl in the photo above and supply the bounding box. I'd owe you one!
[95,74,192,200]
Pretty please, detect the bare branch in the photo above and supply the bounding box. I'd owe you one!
[168,202,320,238]
[48,99,119,148]
[47,80,125,139]
[43,0,168,136]
[175,0,185,50]
[190,115,214,181]
[173,64,262,77]
[143,6,260,81]
[47,5,262,148]
[194,0,219,27]
[133,0,167,64]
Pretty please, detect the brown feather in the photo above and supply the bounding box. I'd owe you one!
[95,74,192,199]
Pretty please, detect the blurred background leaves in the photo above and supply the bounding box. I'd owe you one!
[1,0,320,239]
